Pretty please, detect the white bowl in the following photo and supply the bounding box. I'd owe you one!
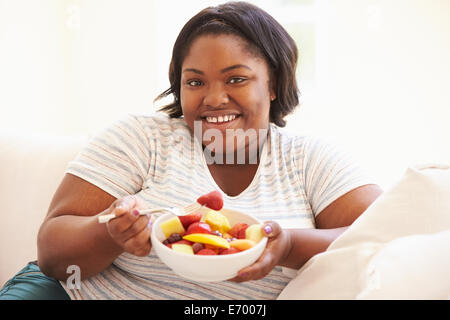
[151,207,268,282]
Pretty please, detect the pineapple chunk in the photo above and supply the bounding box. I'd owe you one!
[245,224,265,243]
[183,233,230,249]
[229,239,256,251]
[160,217,185,238]
[171,244,194,255]
[203,210,231,234]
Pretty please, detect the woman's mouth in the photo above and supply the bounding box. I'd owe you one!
[200,113,241,129]
[204,114,238,124]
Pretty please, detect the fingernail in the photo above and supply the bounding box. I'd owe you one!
[239,272,248,278]
[147,219,152,228]
[263,225,272,235]
[132,209,140,217]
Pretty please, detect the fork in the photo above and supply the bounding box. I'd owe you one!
[98,202,204,224]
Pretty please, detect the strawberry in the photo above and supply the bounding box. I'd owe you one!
[196,190,224,211]
[178,212,202,229]
[219,247,241,255]
[185,222,213,235]
[196,248,218,255]
[204,244,221,254]
[228,222,248,239]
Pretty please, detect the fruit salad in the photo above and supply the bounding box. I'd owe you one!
[159,191,265,256]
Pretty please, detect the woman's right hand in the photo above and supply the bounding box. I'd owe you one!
[102,196,153,257]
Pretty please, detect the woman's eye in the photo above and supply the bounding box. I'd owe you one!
[228,77,246,84]
[186,80,203,87]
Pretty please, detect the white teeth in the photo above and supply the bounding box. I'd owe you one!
[205,114,237,123]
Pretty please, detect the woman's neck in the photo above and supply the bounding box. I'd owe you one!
[207,162,260,196]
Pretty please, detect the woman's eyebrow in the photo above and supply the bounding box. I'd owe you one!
[220,64,252,73]
[183,68,204,75]
[182,64,252,75]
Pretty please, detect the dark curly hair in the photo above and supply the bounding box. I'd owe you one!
[155,1,299,127]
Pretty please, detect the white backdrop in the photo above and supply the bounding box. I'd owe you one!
[1,0,449,189]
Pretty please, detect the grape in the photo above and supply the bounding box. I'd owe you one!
[192,242,205,253]
[167,233,182,243]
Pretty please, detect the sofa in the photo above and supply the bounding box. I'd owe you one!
[278,164,450,299]
[1,130,449,299]
[0,131,88,287]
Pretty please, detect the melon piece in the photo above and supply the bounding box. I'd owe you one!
[229,239,256,251]
[182,233,230,249]
[171,243,194,255]
[245,224,265,243]
[160,217,185,238]
[202,210,231,234]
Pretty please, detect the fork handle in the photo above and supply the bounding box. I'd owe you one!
[139,208,166,214]
[98,210,155,224]
[97,205,198,224]
[98,214,117,223]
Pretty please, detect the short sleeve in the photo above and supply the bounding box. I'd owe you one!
[65,115,151,199]
[301,136,376,217]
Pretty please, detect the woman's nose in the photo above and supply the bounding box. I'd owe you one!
[203,83,229,107]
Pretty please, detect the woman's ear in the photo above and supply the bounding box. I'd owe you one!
[269,77,277,101]
[270,87,276,101]
[269,73,277,101]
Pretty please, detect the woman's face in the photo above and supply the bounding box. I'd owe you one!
[180,34,274,162]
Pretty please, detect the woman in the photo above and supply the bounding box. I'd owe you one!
[0,1,382,299]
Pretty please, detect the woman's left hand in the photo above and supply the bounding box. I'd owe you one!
[229,221,291,282]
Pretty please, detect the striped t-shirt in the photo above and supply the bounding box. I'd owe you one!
[61,113,374,300]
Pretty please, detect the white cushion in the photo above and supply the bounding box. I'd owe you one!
[278,164,450,299]
[0,130,87,286]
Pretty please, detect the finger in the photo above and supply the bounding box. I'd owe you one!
[109,195,147,233]
[123,224,152,256]
[261,221,282,238]
[230,250,275,283]
[108,208,141,235]
[230,223,283,283]
[113,196,136,218]
[133,196,147,211]
[234,252,276,282]
[117,213,150,243]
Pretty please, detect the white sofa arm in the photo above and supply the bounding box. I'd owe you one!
[0,130,88,287]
